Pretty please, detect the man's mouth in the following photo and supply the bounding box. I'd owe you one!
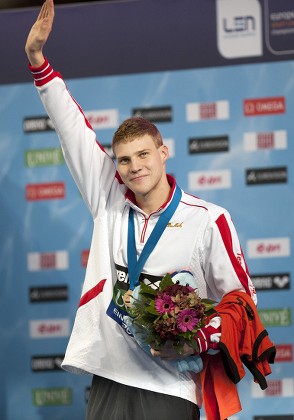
[130,175,147,182]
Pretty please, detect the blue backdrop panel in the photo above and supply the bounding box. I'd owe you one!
[0,60,293,419]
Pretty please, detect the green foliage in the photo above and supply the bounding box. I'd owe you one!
[126,273,217,355]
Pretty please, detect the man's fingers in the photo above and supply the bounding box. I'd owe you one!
[25,0,55,66]
[38,0,54,23]
[150,340,195,360]
[150,348,160,357]
[123,289,133,308]
[150,345,178,359]
[47,0,55,20]
[38,3,46,21]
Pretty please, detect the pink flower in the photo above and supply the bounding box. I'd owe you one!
[177,309,198,332]
[155,295,175,314]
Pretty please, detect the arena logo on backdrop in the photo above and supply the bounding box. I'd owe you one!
[246,167,288,185]
[274,344,293,363]
[252,378,294,398]
[26,182,65,200]
[132,106,173,123]
[23,115,55,133]
[247,237,290,259]
[189,135,229,154]
[188,169,231,191]
[31,355,65,372]
[32,387,72,406]
[29,319,70,339]
[251,273,290,291]
[27,251,69,271]
[25,148,64,168]
[186,100,229,122]
[244,96,286,116]
[29,285,69,303]
[216,0,262,58]
[243,130,287,151]
[84,109,118,130]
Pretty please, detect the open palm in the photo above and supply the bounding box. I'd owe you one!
[25,0,54,66]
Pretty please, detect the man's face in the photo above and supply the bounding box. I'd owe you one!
[114,134,169,200]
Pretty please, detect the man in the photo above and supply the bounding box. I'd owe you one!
[25,1,258,419]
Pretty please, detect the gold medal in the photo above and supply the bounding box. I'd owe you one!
[122,289,133,308]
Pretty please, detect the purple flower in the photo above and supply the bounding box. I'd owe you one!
[177,309,198,332]
[155,295,174,314]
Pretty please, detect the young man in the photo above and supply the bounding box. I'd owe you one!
[25,1,258,419]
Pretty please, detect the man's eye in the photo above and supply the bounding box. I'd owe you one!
[140,152,148,158]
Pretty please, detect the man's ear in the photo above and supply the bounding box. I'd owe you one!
[160,144,169,163]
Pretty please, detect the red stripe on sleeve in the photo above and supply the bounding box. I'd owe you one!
[216,214,251,296]
[79,279,106,308]
[29,57,62,87]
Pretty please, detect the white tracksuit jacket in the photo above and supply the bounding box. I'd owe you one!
[29,59,256,407]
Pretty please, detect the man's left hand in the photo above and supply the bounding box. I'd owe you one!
[150,340,198,360]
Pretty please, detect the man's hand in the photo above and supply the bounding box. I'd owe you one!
[25,0,54,67]
[151,341,203,374]
[150,340,197,360]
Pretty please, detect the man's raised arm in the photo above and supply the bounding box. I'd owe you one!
[25,0,54,67]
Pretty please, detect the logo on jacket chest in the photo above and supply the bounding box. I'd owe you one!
[167,222,183,228]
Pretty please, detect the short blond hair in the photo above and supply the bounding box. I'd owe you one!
[112,117,163,151]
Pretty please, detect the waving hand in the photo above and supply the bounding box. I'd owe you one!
[25,0,55,67]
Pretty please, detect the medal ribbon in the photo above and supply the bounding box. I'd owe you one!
[127,184,182,290]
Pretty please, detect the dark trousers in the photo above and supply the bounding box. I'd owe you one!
[86,375,200,420]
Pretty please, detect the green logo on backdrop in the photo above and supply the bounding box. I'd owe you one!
[25,148,64,168]
[258,308,291,327]
[32,387,72,406]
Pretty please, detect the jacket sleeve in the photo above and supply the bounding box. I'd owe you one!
[201,207,257,304]
[29,58,121,219]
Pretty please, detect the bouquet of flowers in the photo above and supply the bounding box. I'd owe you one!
[126,272,216,355]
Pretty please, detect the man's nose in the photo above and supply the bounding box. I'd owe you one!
[130,158,142,172]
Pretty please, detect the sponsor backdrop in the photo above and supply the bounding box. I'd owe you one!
[0,0,294,419]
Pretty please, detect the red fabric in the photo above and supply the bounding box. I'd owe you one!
[195,324,220,353]
[200,291,276,420]
[216,215,251,296]
[29,57,62,87]
[216,291,276,386]
[79,279,106,308]
[201,352,241,420]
